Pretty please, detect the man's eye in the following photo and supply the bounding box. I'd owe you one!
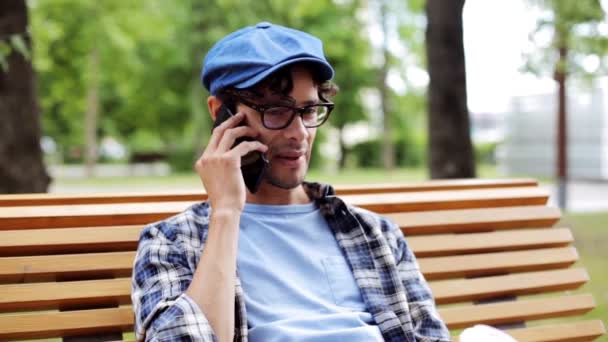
[266,107,291,116]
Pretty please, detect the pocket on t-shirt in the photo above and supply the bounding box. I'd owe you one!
[321,256,366,311]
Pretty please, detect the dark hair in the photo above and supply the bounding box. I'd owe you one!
[217,62,338,109]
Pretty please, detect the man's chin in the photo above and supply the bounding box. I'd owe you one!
[266,177,304,190]
[264,170,307,190]
[263,163,308,190]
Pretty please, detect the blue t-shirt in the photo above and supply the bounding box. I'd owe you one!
[237,202,384,342]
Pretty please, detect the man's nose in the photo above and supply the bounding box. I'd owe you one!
[283,114,309,140]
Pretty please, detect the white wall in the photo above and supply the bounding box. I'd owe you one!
[499,80,608,180]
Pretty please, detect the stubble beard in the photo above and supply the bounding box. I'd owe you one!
[265,166,307,190]
[263,142,310,190]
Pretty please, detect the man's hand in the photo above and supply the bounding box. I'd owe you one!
[195,111,268,212]
[189,111,267,341]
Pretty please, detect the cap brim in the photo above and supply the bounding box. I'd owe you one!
[234,57,334,90]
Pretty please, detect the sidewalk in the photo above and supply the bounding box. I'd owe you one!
[542,180,608,213]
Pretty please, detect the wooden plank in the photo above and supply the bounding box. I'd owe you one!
[430,268,589,304]
[388,205,561,235]
[0,187,550,230]
[440,294,595,329]
[0,201,189,230]
[0,226,141,257]
[0,278,131,312]
[418,247,578,280]
[0,307,133,341]
[0,268,588,312]
[408,228,573,257]
[504,320,606,342]
[452,320,606,342]
[0,178,538,207]
[0,191,204,207]
[0,225,572,259]
[0,247,577,283]
[0,251,136,283]
[0,309,604,342]
[345,187,549,213]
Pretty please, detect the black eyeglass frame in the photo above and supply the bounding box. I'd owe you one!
[235,98,335,130]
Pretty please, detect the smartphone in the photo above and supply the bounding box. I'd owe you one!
[212,104,269,194]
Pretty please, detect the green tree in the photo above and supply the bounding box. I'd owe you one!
[524,0,608,208]
[29,0,379,173]
[0,0,51,193]
[425,0,476,179]
[31,0,195,165]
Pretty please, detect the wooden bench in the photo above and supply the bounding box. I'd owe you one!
[0,178,605,341]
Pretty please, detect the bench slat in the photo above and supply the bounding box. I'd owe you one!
[503,320,606,342]
[0,308,604,342]
[0,278,131,312]
[0,268,588,312]
[0,306,133,341]
[419,247,578,280]
[409,227,573,257]
[345,187,549,213]
[0,251,135,283]
[0,226,572,258]
[0,247,577,283]
[0,178,538,207]
[439,294,595,329]
[452,320,607,342]
[0,187,549,230]
[0,226,140,257]
[389,205,561,235]
[430,268,589,304]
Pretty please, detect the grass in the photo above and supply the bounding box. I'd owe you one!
[561,211,608,340]
[50,164,501,192]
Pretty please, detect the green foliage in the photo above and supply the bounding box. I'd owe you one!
[0,41,10,71]
[474,142,498,165]
[28,0,428,170]
[167,147,198,173]
[0,33,31,71]
[524,0,608,77]
[351,137,424,168]
[9,34,30,60]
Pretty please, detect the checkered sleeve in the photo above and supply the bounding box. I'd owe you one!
[381,218,451,341]
[131,221,217,342]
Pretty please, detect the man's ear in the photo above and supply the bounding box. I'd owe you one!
[207,96,223,121]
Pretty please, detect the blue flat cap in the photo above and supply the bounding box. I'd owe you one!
[202,22,334,95]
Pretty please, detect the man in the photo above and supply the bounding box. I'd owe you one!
[132,22,450,342]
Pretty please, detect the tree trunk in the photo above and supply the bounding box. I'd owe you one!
[554,45,568,209]
[84,47,99,177]
[425,0,476,179]
[338,125,347,169]
[379,0,395,169]
[0,0,51,193]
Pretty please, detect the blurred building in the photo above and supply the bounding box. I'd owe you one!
[498,78,608,180]
[470,111,505,144]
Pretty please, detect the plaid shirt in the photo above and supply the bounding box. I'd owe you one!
[132,182,450,342]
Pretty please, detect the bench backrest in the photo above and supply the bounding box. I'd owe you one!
[0,179,605,341]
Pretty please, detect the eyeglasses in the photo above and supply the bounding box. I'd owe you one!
[239,99,334,130]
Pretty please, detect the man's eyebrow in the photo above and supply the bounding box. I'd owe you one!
[299,99,320,106]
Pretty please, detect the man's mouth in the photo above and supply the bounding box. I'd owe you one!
[276,151,305,160]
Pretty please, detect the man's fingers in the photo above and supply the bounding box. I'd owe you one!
[216,126,259,152]
[207,111,245,150]
[229,140,268,158]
